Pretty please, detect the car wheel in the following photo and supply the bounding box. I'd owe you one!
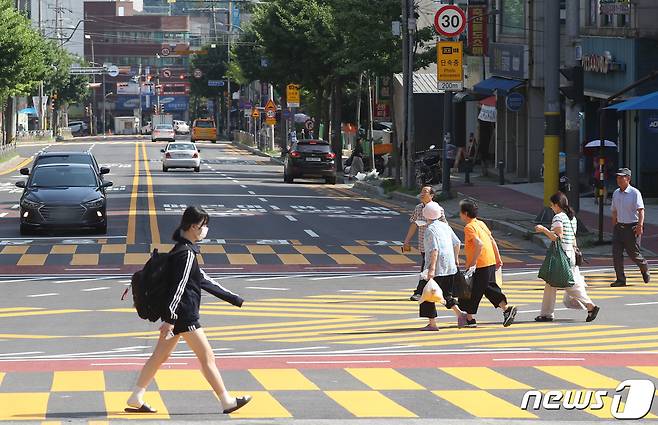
[194,166,200,173]
[191,139,195,143]
[96,223,107,235]
[325,176,337,185]
[212,140,216,144]
[162,166,168,172]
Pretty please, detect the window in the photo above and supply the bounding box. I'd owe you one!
[501,0,525,36]
[588,0,597,26]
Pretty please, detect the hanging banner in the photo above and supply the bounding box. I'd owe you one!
[478,104,497,122]
[467,5,488,56]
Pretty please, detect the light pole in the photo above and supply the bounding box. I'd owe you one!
[84,34,96,135]
[218,21,245,139]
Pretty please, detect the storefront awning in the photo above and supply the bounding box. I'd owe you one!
[605,91,658,111]
[474,77,524,95]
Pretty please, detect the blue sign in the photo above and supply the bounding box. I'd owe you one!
[208,80,225,87]
[506,92,525,112]
[115,95,189,112]
[282,109,293,119]
[647,116,658,133]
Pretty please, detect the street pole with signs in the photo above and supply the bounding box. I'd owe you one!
[435,2,466,197]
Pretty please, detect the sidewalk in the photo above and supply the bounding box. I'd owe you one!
[449,171,658,256]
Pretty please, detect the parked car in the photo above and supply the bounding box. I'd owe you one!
[141,121,152,134]
[174,120,190,135]
[20,151,110,180]
[151,124,176,142]
[191,118,217,143]
[68,120,89,135]
[16,163,113,235]
[161,142,201,172]
[283,139,337,184]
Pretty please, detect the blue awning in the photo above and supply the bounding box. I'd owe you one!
[605,91,658,111]
[474,77,524,95]
[18,107,38,116]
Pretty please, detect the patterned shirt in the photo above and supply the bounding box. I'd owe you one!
[410,202,446,251]
[551,212,577,248]
[423,220,461,277]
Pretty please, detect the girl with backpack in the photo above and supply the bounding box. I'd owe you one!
[126,206,251,414]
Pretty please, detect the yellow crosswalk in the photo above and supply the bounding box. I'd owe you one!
[0,366,655,420]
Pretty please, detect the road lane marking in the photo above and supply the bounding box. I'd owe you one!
[626,301,658,306]
[285,215,297,222]
[0,213,7,217]
[127,143,140,244]
[11,204,19,209]
[141,143,160,244]
[0,156,33,176]
[248,191,256,195]
[27,293,59,297]
[270,205,280,210]
[81,287,111,292]
[304,229,319,238]
[245,286,290,291]
[258,197,268,202]
[233,179,240,183]
[240,185,247,188]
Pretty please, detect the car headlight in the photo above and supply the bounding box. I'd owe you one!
[21,199,42,209]
[83,198,104,209]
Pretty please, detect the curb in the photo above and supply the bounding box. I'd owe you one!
[231,140,284,165]
[0,155,31,176]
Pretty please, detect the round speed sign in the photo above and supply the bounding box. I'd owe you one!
[434,5,466,38]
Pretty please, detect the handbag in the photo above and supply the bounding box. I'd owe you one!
[567,219,584,267]
[538,239,575,288]
[453,270,472,300]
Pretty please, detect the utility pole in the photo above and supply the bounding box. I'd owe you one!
[565,0,581,213]
[269,83,275,150]
[38,0,45,132]
[440,0,455,198]
[226,0,232,139]
[402,0,415,188]
[538,0,561,223]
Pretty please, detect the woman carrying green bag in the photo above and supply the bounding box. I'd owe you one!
[534,192,600,323]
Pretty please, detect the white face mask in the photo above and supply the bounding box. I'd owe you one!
[199,225,208,240]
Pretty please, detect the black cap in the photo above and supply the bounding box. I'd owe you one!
[616,167,632,177]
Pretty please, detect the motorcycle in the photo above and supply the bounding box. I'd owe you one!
[414,145,442,188]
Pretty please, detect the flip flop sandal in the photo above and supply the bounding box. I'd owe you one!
[223,395,252,414]
[124,403,157,413]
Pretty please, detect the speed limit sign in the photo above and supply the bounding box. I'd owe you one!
[434,5,466,38]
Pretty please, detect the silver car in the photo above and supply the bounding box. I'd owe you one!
[151,124,175,142]
[161,142,201,172]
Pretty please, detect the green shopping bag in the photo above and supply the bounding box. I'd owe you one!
[538,239,574,288]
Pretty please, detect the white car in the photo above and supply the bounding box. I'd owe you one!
[68,121,88,134]
[141,121,152,134]
[174,120,190,135]
[151,124,176,142]
[161,142,201,172]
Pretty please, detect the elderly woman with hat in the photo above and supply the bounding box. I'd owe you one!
[418,201,469,331]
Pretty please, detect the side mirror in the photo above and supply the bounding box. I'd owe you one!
[15,181,26,188]
[160,149,165,153]
[101,181,114,188]
[197,149,201,152]
[20,168,29,175]
[429,145,436,150]
[100,167,110,175]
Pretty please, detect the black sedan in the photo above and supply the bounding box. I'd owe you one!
[16,163,113,235]
[283,139,337,184]
[20,151,110,180]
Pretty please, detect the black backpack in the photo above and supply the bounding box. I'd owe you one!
[123,246,188,322]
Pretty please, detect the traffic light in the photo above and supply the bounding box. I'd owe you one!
[560,65,584,103]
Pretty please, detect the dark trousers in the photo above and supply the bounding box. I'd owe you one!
[613,223,649,282]
[418,274,458,318]
[413,252,426,295]
[463,265,507,315]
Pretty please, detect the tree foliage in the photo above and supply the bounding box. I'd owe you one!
[189,43,229,98]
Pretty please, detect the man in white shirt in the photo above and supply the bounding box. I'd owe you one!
[611,168,650,287]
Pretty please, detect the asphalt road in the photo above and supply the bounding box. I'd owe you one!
[0,136,656,423]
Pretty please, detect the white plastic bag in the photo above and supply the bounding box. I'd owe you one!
[495,267,503,288]
[419,278,445,305]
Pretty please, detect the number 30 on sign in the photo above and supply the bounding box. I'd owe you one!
[434,5,466,38]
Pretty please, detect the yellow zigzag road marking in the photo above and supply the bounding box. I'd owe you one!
[0,309,90,318]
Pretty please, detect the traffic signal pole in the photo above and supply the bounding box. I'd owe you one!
[564,0,581,213]
[537,0,560,223]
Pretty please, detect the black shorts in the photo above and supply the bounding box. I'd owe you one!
[173,320,202,335]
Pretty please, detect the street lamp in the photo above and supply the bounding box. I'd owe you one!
[84,34,97,135]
